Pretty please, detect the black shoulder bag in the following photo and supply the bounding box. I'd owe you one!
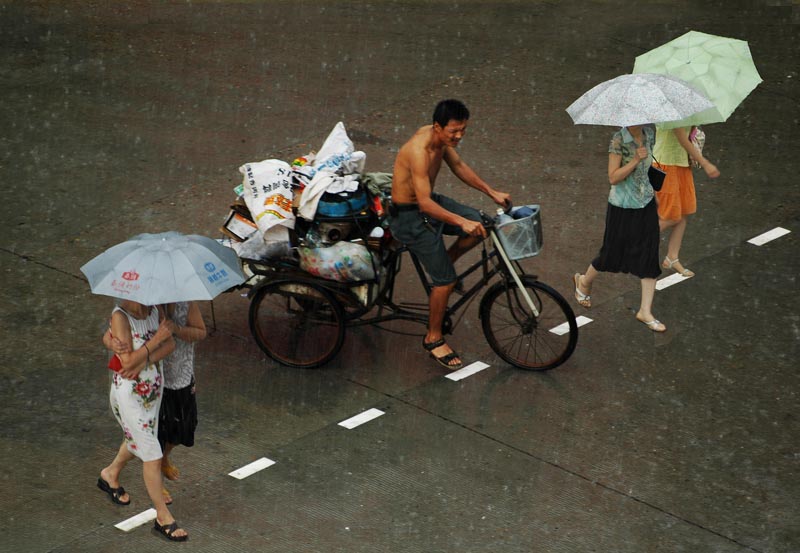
[648,154,666,191]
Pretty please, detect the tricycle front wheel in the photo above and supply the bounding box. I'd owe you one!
[249,280,346,369]
[480,276,578,370]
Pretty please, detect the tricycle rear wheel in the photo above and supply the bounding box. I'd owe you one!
[249,280,346,368]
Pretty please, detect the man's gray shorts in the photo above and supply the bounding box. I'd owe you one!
[388,193,481,286]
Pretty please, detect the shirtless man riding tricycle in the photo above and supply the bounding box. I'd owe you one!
[389,99,511,369]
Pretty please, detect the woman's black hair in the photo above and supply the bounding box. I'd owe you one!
[432,99,470,127]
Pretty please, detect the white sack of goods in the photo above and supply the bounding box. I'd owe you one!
[239,159,295,235]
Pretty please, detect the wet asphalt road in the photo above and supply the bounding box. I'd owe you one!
[1,1,798,552]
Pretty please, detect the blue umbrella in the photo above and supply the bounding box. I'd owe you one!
[81,231,246,305]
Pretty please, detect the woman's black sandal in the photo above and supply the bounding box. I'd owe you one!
[97,477,130,505]
[153,520,189,542]
[423,338,463,370]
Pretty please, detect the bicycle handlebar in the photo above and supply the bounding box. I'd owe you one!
[478,202,514,230]
[479,210,495,230]
[479,201,514,230]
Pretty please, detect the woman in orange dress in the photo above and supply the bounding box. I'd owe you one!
[653,126,720,277]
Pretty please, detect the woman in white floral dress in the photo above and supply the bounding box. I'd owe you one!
[97,300,189,541]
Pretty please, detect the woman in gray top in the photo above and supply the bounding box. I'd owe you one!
[159,301,207,492]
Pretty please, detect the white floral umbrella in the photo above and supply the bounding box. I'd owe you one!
[81,231,246,305]
[566,73,714,127]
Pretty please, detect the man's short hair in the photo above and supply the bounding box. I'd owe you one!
[433,99,470,127]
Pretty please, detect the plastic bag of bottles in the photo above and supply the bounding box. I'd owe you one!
[298,241,376,282]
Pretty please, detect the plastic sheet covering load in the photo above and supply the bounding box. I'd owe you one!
[235,225,291,261]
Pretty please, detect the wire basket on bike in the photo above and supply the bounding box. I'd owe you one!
[495,205,543,260]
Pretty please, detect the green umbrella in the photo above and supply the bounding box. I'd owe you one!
[633,31,762,129]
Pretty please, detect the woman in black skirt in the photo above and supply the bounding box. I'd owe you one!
[158,301,207,499]
[573,124,666,332]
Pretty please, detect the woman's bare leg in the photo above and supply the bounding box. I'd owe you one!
[578,264,599,294]
[666,217,688,262]
[144,458,188,539]
[100,442,134,503]
[636,278,666,331]
[162,442,180,480]
[660,216,693,275]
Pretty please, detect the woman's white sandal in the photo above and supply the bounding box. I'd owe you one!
[573,273,591,308]
[662,256,695,278]
[637,316,666,333]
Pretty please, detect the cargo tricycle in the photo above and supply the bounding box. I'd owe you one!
[238,205,578,370]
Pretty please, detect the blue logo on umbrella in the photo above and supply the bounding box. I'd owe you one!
[204,262,216,272]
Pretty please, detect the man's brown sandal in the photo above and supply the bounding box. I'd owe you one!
[423,338,463,370]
